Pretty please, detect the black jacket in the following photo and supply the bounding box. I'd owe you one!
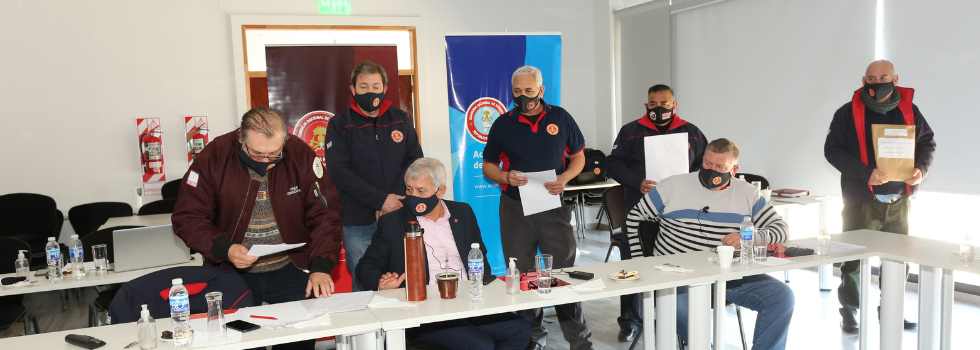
[324,102,424,226]
[607,114,707,210]
[355,200,496,291]
[824,96,936,205]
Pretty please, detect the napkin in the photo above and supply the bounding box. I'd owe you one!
[368,295,417,308]
[654,263,693,273]
[570,278,606,292]
[291,313,333,329]
[533,286,580,300]
[6,279,39,288]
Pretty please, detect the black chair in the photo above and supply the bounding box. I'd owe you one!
[582,188,606,228]
[600,186,626,262]
[107,266,253,323]
[161,179,182,200]
[737,173,770,190]
[0,237,40,335]
[82,225,143,326]
[138,199,177,215]
[0,193,61,265]
[68,202,134,238]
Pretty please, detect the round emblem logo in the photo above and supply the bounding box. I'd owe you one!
[465,97,507,143]
[526,101,537,111]
[294,110,335,166]
[712,177,722,185]
[391,130,404,143]
[546,124,559,135]
[416,203,427,213]
[373,97,380,107]
[593,168,601,175]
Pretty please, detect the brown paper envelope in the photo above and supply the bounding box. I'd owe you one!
[871,124,915,181]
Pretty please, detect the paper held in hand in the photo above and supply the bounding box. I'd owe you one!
[872,124,915,181]
[516,170,561,216]
[644,133,689,182]
[247,242,306,257]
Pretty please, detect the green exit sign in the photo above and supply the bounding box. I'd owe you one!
[318,0,351,15]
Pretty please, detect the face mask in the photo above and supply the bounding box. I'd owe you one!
[354,92,385,112]
[864,81,895,100]
[646,106,673,124]
[238,149,283,176]
[403,194,440,216]
[698,168,732,189]
[514,92,541,114]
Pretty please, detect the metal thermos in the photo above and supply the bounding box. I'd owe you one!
[404,221,427,301]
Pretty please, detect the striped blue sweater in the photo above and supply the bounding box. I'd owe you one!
[625,172,788,258]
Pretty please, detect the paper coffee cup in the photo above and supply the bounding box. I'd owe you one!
[717,246,735,268]
[761,189,772,201]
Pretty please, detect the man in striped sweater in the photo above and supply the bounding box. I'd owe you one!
[624,138,794,350]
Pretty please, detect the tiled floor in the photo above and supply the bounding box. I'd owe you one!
[3,227,980,350]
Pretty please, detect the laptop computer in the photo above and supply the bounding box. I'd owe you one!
[113,224,191,273]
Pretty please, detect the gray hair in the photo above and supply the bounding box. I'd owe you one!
[240,106,289,142]
[405,158,446,189]
[511,65,543,87]
[706,138,739,161]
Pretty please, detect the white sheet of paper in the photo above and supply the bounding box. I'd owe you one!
[238,301,308,326]
[516,170,561,216]
[306,290,374,316]
[644,133,690,182]
[884,128,908,137]
[793,240,866,253]
[534,286,580,300]
[246,242,306,257]
[877,138,915,159]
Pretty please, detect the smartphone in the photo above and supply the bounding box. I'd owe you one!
[226,320,262,333]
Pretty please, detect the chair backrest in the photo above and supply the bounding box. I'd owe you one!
[0,193,59,239]
[635,221,661,257]
[737,173,770,190]
[0,237,31,275]
[161,180,181,200]
[138,199,177,216]
[69,202,134,238]
[107,266,254,324]
[601,186,626,231]
[79,225,142,262]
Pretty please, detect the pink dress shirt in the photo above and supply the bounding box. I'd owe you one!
[418,200,468,285]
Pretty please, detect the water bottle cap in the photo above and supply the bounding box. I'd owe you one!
[471,243,479,249]
[172,278,182,285]
[48,237,55,241]
[71,234,79,239]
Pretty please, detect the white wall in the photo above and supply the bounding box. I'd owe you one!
[0,0,609,211]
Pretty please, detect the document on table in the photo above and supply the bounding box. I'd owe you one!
[306,290,373,316]
[793,239,866,253]
[644,133,689,182]
[239,301,309,326]
[516,170,561,216]
[247,242,306,257]
[533,286,580,300]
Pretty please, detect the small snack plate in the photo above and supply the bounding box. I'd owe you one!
[607,272,641,283]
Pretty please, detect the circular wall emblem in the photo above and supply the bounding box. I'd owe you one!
[415,203,427,213]
[712,177,722,185]
[294,110,335,165]
[373,97,380,107]
[391,130,404,143]
[546,124,559,135]
[593,168,601,175]
[465,97,507,143]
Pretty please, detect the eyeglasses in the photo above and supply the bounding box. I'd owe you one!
[243,142,285,161]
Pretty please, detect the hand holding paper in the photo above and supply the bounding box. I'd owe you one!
[516,170,561,216]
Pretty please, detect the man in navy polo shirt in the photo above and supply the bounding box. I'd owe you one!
[606,84,707,342]
[483,65,594,350]
[325,60,424,291]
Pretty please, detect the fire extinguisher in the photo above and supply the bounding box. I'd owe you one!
[140,125,163,175]
[188,122,208,161]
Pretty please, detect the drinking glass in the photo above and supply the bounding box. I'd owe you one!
[534,254,553,295]
[206,292,227,341]
[92,244,109,275]
[753,228,768,262]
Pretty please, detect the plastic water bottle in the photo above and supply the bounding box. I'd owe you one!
[169,278,193,346]
[69,234,86,279]
[45,237,63,281]
[467,243,484,302]
[739,216,755,265]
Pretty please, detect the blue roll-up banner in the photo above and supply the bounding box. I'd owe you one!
[446,34,562,275]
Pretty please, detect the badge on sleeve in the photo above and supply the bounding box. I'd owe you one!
[313,158,324,179]
[186,171,199,188]
[391,130,404,143]
[546,124,559,135]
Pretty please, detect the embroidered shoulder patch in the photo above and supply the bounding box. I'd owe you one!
[313,157,324,179]
[186,171,199,188]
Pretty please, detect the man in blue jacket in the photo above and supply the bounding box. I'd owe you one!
[605,84,707,342]
[325,60,424,291]
[825,59,936,333]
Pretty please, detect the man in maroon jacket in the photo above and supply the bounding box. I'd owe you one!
[173,107,343,348]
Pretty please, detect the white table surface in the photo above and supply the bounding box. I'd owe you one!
[837,229,980,275]
[0,299,381,350]
[0,254,203,297]
[99,213,172,230]
[564,179,619,192]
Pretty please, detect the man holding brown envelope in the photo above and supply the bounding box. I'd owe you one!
[824,59,937,333]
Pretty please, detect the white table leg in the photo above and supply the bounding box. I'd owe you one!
[351,332,380,350]
[918,265,941,350]
[688,283,712,350]
[642,290,656,348]
[859,258,870,350]
[655,288,677,350]
[880,258,905,349]
[713,280,728,349]
[385,328,407,350]
[337,334,351,350]
[818,264,833,291]
[940,269,954,350]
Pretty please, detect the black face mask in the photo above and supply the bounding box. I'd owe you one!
[403,194,440,216]
[646,106,673,124]
[698,168,732,190]
[238,149,283,176]
[354,92,385,112]
[864,81,895,100]
[514,93,541,115]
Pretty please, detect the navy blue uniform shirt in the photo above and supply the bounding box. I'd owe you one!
[483,101,586,200]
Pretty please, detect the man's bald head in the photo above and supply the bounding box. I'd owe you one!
[865,60,896,77]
